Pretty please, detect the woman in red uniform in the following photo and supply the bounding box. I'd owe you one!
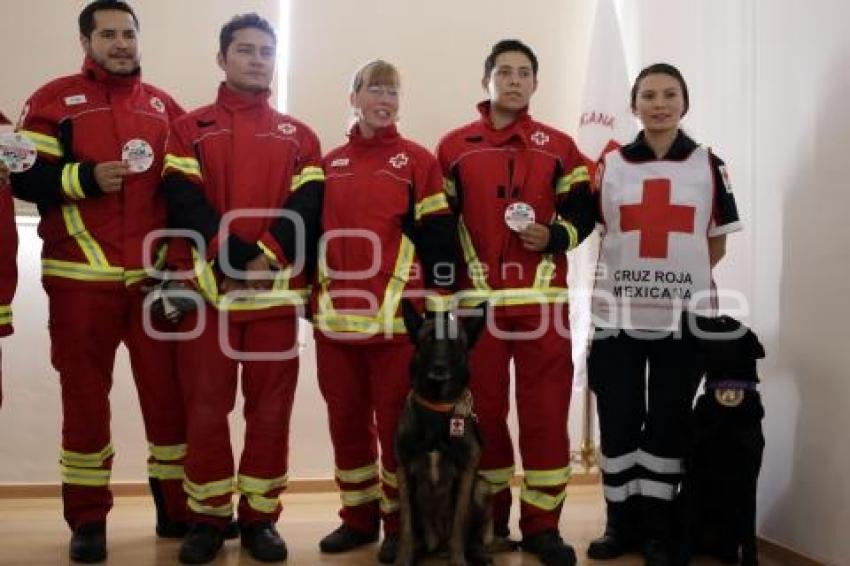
[0,111,17,408]
[314,60,456,564]
[587,63,741,565]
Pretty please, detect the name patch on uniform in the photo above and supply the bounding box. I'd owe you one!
[64,95,87,106]
[330,158,349,168]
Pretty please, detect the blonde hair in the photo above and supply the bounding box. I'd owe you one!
[350,59,401,94]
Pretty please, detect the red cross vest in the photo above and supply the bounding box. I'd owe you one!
[593,145,716,330]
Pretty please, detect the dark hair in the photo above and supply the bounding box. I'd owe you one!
[79,0,139,38]
[630,62,690,116]
[483,39,539,79]
[219,13,277,57]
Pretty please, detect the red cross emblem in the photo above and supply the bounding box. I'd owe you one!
[389,152,409,169]
[620,178,695,259]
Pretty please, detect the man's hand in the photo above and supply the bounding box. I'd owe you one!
[0,162,9,187]
[519,223,551,252]
[244,254,275,291]
[94,161,131,193]
[220,277,247,294]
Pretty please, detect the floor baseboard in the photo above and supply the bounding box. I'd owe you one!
[757,537,826,565]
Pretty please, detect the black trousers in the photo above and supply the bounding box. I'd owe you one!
[588,327,701,537]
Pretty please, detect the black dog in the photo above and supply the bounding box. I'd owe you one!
[395,301,492,566]
[678,315,766,566]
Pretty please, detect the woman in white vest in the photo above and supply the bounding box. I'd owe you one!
[586,63,742,565]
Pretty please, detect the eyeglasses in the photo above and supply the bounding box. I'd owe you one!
[365,85,400,98]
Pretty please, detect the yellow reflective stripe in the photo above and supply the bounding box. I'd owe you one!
[380,495,400,514]
[415,192,449,220]
[340,485,382,507]
[478,466,515,484]
[20,130,62,158]
[148,463,184,480]
[61,204,110,268]
[258,241,279,264]
[0,305,11,326]
[188,498,233,518]
[125,243,168,286]
[458,218,490,291]
[291,165,325,192]
[314,237,412,335]
[149,443,187,462]
[381,469,398,489]
[426,294,453,313]
[376,235,414,322]
[60,444,115,468]
[163,154,202,178]
[184,477,234,500]
[442,177,456,198]
[62,466,111,487]
[313,314,406,335]
[533,255,556,289]
[61,163,86,200]
[524,466,572,487]
[220,289,308,311]
[336,463,378,484]
[191,248,306,310]
[41,259,124,282]
[554,218,579,251]
[556,165,590,195]
[191,248,219,303]
[245,493,280,514]
[237,473,288,495]
[458,287,569,308]
[520,486,567,511]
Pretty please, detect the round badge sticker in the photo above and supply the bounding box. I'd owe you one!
[0,132,37,173]
[122,139,155,173]
[504,202,536,232]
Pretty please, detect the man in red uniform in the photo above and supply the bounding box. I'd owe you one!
[436,40,596,566]
[160,13,323,564]
[10,2,188,562]
[0,112,17,410]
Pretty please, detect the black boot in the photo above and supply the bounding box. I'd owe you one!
[179,523,225,564]
[319,523,378,553]
[377,532,399,564]
[69,522,107,563]
[521,530,577,566]
[588,500,640,559]
[642,498,673,566]
[240,521,288,562]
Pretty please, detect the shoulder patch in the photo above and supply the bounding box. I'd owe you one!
[64,94,87,106]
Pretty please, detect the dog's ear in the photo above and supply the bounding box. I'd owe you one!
[744,328,766,360]
[463,302,488,349]
[401,298,424,344]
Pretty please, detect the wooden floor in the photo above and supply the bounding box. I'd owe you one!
[0,485,785,565]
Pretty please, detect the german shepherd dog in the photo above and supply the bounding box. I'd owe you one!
[395,301,492,566]
[678,315,766,566]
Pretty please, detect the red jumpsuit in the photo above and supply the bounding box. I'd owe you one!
[436,101,595,536]
[162,84,324,529]
[0,111,17,408]
[315,124,456,535]
[10,58,187,530]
